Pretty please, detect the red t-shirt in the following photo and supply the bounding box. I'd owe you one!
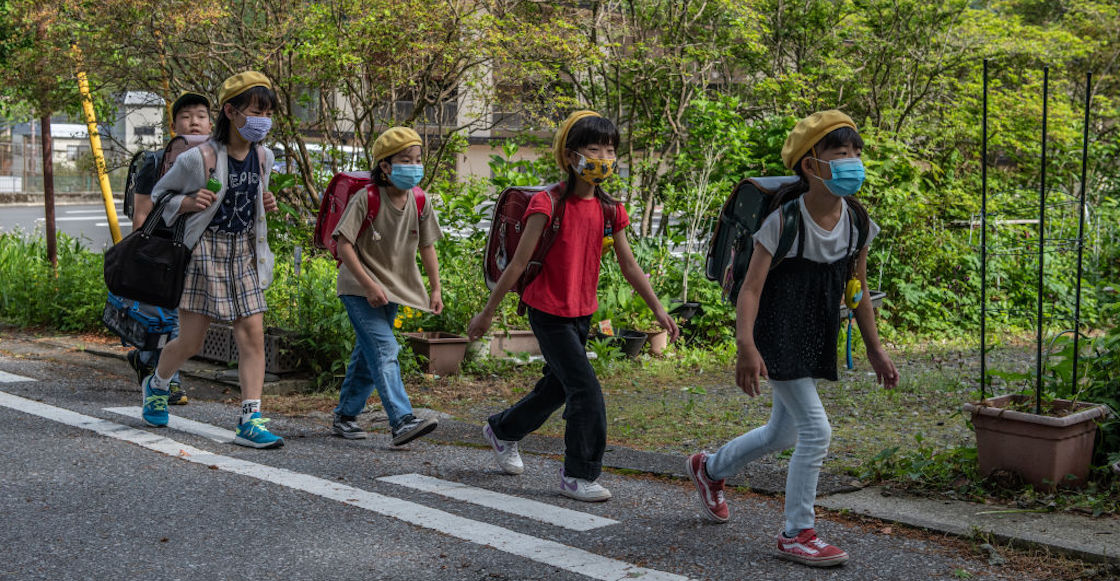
[520,189,630,317]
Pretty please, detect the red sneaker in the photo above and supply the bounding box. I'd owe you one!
[685,453,729,522]
[776,529,849,567]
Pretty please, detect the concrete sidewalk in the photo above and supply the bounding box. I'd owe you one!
[2,326,1117,567]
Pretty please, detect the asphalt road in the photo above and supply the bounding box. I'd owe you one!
[0,203,127,252]
[0,343,1042,581]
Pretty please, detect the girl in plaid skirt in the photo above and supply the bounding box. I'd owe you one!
[147,71,283,449]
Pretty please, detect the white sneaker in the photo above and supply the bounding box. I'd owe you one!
[558,468,611,502]
[483,423,524,475]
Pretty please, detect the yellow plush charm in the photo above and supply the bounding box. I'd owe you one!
[601,235,614,255]
[844,277,863,310]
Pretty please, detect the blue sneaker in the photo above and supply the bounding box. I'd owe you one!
[141,374,169,427]
[233,413,284,449]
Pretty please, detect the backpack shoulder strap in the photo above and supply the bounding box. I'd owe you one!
[850,200,869,253]
[599,197,617,236]
[360,184,381,237]
[771,197,801,268]
[199,142,217,183]
[413,187,427,221]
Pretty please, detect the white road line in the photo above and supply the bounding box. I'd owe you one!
[36,216,123,222]
[65,209,124,214]
[103,407,234,443]
[0,391,690,581]
[96,222,132,227]
[0,370,36,383]
[379,473,619,532]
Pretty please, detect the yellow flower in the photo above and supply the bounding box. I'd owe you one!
[394,318,403,329]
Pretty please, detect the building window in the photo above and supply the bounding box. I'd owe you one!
[135,126,156,136]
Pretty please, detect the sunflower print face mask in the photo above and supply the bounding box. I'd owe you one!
[571,151,618,185]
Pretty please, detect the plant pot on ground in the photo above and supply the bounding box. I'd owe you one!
[962,394,1111,490]
[644,329,668,356]
[489,329,540,357]
[403,331,470,376]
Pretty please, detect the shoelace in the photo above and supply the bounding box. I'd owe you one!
[144,395,168,412]
[241,417,271,434]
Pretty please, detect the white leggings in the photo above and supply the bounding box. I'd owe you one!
[705,377,831,535]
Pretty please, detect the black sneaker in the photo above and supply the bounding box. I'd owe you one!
[168,381,189,405]
[332,413,368,440]
[391,415,437,446]
[125,350,152,386]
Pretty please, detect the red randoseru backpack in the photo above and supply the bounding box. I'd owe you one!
[313,171,426,261]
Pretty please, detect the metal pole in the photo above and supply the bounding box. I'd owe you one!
[1035,67,1048,415]
[980,59,989,400]
[72,43,122,244]
[1073,73,1092,392]
[40,115,57,268]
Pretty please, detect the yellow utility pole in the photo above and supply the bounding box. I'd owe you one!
[72,43,122,244]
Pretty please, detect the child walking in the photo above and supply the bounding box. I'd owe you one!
[146,71,283,448]
[685,110,899,566]
[467,111,679,502]
[125,90,213,406]
[330,126,444,446]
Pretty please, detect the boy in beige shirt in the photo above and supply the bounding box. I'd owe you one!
[331,126,444,446]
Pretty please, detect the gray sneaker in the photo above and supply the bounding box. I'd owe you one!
[332,413,368,440]
[391,415,438,446]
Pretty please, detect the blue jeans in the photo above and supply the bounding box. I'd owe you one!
[334,296,413,429]
[139,323,181,383]
[705,377,831,535]
[488,307,606,481]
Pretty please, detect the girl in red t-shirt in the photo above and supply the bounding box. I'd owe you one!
[468,111,679,502]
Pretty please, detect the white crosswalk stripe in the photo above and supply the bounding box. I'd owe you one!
[379,473,619,532]
[0,370,36,383]
[103,406,234,443]
[0,392,692,580]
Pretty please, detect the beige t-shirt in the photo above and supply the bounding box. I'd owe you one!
[333,187,443,310]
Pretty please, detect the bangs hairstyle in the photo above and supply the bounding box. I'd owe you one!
[562,116,620,203]
[213,85,280,144]
[372,149,418,187]
[770,125,868,222]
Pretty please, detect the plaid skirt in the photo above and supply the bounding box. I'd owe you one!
[180,228,267,322]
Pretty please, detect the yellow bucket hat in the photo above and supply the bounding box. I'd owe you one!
[217,71,272,106]
[781,110,857,171]
[553,110,601,171]
[372,127,423,162]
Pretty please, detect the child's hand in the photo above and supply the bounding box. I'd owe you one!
[180,189,217,213]
[466,312,492,341]
[364,284,388,308]
[429,289,444,315]
[868,348,899,389]
[656,311,681,343]
[735,345,768,397]
[262,190,279,213]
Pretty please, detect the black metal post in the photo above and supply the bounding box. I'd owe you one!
[980,59,989,400]
[1073,73,1092,392]
[1035,67,1049,415]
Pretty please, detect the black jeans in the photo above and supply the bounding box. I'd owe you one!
[488,307,606,481]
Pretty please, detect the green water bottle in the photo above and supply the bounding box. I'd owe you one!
[205,168,221,193]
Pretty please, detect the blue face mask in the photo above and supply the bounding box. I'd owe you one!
[812,157,865,197]
[389,163,424,190]
[236,114,272,143]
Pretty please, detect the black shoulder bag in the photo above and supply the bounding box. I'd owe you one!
[103,195,192,309]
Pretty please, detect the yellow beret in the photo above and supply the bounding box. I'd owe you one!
[372,126,422,162]
[781,110,858,170]
[553,110,601,171]
[217,71,272,106]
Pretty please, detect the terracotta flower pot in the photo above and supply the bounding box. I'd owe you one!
[404,331,470,376]
[645,329,668,356]
[962,394,1110,490]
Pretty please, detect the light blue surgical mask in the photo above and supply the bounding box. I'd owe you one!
[812,157,865,197]
[389,163,424,190]
[236,114,272,143]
